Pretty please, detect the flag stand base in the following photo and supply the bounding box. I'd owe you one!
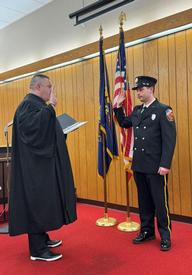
[117,217,140,232]
[96,213,117,227]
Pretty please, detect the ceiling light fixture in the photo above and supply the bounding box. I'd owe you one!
[69,0,134,26]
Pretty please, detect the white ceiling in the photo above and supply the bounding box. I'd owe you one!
[0,0,191,74]
[0,0,53,29]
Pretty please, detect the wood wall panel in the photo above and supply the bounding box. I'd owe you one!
[83,59,97,200]
[186,29,192,217]
[158,36,174,212]
[74,62,88,199]
[0,29,192,217]
[175,32,192,216]
[168,34,181,214]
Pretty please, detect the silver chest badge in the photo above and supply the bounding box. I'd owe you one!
[151,114,156,120]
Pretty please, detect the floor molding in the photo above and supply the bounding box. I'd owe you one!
[77,198,192,224]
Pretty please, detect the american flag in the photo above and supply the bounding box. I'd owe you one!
[113,29,133,177]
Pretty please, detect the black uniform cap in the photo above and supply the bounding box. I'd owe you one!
[132,76,157,90]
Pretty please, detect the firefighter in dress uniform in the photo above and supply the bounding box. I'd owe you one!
[114,76,176,251]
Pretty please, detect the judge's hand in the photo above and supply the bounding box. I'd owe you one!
[116,91,126,108]
[158,167,170,175]
[49,88,57,107]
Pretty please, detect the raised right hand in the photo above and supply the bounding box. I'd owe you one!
[116,91,126,107]
[49,88,57,107]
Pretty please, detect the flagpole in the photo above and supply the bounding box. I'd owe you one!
[125,171,130,219]
[118,171,140,231]
[116,12,140,232]
[96,132,117,227]
[96,26,117,227]
[102,133,107,215]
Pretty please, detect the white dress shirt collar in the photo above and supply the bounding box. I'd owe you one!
[143,98,156,108]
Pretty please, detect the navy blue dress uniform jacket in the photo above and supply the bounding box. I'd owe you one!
[114,99,176,174]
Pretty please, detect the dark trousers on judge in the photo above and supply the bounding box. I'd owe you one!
[28,232,50,256]
[134,172,171,241]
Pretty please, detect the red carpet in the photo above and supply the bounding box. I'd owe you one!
[0,203,192,275]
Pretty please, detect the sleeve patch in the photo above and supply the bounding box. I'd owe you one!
[166,109,174,121]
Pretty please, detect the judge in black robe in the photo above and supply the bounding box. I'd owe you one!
[9,74,77,261]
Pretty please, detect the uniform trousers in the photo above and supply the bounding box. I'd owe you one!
[133,172,171,240]
[28,232,50,256]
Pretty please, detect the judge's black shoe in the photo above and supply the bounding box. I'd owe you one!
[30,251,62,261]
[46,239,62,248]
[160,239,171,251]
[132,231,155,244]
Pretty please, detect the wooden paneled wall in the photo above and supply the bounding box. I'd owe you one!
[0,29,192,217]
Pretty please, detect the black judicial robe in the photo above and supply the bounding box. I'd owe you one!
[9,93,77,236]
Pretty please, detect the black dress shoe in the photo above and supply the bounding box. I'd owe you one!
[160,239,171,251]
[46,239,62,248]
[30,250,62,261]
[133,231,155,244]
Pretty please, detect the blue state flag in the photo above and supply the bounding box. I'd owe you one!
[98,36,119,177]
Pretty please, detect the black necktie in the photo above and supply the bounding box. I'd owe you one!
[141,106,147,114]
